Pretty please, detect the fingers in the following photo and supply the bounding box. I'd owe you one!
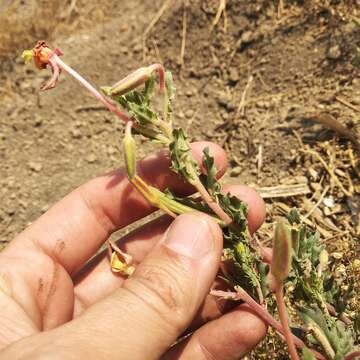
[73,185,266,315]
[6,213,224,360]
[3,142,227,275]
[162,304,267,360]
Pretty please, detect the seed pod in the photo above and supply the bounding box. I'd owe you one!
[271,221,293,283]
[123,122,136,180]
[107,67,152,96]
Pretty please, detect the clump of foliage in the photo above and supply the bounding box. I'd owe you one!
[22,42,359,360]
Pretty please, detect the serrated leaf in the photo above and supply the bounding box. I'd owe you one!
[298,307,354,360]
[287,208,301,225]
[218,193,248,230]
[169,128,200,183]
[200,147,221,194]
[164,70,176,120]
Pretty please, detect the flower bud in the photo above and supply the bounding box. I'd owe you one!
[107,67,152,96]
[271,221,293,283]
[123,122,136,180]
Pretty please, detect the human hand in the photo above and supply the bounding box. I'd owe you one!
[0,142,267,360]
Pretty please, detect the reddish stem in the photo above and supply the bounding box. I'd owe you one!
[148,63,165,92]
[194,179,232,225]
[326,303,352,325]
[345,351,360,360]
[53,54,130,123]
[211,289,326,360]
[275,283,300,360]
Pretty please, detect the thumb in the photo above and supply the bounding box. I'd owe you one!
[0,213,223,360]
[120,212,223,358]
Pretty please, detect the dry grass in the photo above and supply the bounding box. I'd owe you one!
[0,0,113,61]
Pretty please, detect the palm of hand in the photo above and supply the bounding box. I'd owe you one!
[0,143,266,359]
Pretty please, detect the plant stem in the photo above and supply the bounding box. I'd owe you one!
[210,289,326,360]
[53,55,130,123]
[193,179,232,225]
[147,63,165,92]
[274,283,300,360]
[344,351,360,360]
[326,303,352,325]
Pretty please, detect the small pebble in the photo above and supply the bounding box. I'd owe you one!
[133,43,142,53]
[228,68,239,83]
[86,154,97,163]
[185,109,194,119]
[230,166,242,177]
[71,129,82,139]
[28,162,43,172]
[327,45,341,60]
[241,30,254,44]
[331,252,343,260]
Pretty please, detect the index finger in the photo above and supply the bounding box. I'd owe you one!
[3,142,228,275]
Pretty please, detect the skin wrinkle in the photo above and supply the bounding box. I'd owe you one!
[77,185,114,238]
[0,254,43,328]
[123,255,193,333]
[41,261,61,330]
[198,341,217,360]
[120,285,181,340]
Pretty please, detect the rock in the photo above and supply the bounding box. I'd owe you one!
[216,91,231,107]
[185,88,194,97]
[33,115,43,127]
[230,166,242,177]
[86,154,97,163]
[241,30,255,44]
[332,252,343,260]
[327,45,341,60]
[228,67,240,83]
[28,161,42,172]
[71,128,82,139]
[133,43,142,53]
[185,109,194,119]
[323,196,335,208]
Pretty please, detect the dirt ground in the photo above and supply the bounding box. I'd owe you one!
[0,0,359,358]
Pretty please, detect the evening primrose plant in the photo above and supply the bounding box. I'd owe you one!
[23,41,359,360]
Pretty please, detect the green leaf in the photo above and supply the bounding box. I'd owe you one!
[287,208,301,225]
[218,193,248,230]
[200,147,221,194]
[298,307,354,360]
[169,128,200,184]
[165,70,176,101]
[301,347,316,360]
[143,75,156,103]
[164,70,176,120]
[123,127,136,179]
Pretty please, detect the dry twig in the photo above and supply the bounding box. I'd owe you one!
[335,96,360,113]
[234,75,253,121]
[256,183,311,198]
[210,0,227,32]
[302,148,353,197]
[179,0,188,68]
[303,185,330,220]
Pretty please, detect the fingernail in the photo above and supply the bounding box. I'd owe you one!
[163,214,215,259]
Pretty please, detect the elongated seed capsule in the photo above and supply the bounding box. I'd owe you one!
[271,221,293,282]
[105,67,152,96]
[123,122,136,180]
